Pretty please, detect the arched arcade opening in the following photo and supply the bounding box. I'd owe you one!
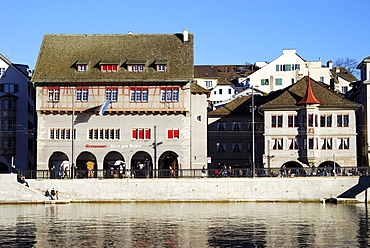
[48,152,70,179]
[131,151,152,178]
[103,151,125,178]
[281,161,305,177]
[76,151,97,178]
[159,151,179,178]
[0,162,9,173]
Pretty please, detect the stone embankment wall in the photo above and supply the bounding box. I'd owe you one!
[1,174,368,203]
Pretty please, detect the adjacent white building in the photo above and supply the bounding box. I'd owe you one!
[240,49,333,93]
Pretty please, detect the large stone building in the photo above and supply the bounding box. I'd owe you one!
[32,31,208,177]
[0,55,36,172]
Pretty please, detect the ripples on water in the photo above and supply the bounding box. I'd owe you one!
[0,202,369,247]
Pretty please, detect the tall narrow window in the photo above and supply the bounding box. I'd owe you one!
[106,88,118,102]
[216,142,226,152]
[132,128,151,140]
[232,142,242,152]
[232,122,241,131]
[48,88,60,102]
[76,88,88,101]
[216,122,226,131]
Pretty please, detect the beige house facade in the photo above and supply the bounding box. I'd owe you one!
[32,31,208,177]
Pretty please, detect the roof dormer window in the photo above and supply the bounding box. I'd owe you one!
[99,61,119,72]
[78,64,88,72]
[76,61,89,72]
[128,65,144,72]
[101,64,118,72]
[127,60,146,72]
[155,60,167,72]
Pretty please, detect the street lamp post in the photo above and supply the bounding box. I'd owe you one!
[251,87,255,178]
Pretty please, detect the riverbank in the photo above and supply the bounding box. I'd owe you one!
[0,174,368,204]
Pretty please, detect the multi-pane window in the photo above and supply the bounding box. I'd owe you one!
[130,88,148,102]
[320,114,332,127]
[271,138,283,150]
[276,64,300,71]
[308,114,318,127]
[2,99,15,109]
[321,138,332,150]
[167,129,179,139]
[308,138,319,150]
[76,88,88,101]
[232,142,242,152]
[232,122,241,131]
[288,115,299,127]
[50,128,75,140]
[101,65,118,72]
[341,86,348,93]
[337,114,349,127]
[338,138,349,149]
[157,65,166,72]
[4,84,17,93]
[88,128,120,140]
[288,138,299,150]
[48,88,60,102]
[275,78,282,85]
[78,64,88,71]
[246,122,252,131]
[128,65,144,72]
[106,88,118,102]
[216,122,226,131]
[205,81,213,88]
[216,142,226,152]
[271,115,283,128]
[1,120,15,130]
[132,128,151,140]
[261,79,269,85]
[161,87,179,102]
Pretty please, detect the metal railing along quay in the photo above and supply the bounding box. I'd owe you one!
[18,166,370,180]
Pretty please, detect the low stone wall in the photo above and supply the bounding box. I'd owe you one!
[1,175,367,203]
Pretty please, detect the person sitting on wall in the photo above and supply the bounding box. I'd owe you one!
[19,176,29,187]
[45,189,54,200]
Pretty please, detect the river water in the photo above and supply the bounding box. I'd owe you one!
[0,202,369,247]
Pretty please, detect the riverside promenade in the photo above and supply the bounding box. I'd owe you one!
[2,174,370,204]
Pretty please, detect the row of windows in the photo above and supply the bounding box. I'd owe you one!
[216,142,252,153]
[213,88,235,95]
[276,64,301,72]
[270,137,349,150]
[77,64,166,72]
[49,128,180,140]
[48,87,179,103]
[271,114,349,128]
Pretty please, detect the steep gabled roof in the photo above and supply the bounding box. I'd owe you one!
[260,76,361,110]
[0,54,30,79]
[32,33,194,83]
[331,67,358,82]
[190,82,209,94]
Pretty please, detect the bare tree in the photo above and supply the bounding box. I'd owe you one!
[334,57,360,78]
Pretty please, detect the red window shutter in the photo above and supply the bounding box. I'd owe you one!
[112,65,117,71]
[132,129,137,139]
[174,129,179,138]
[168,129,173,139]
[139,129,144,139]
[101,65,107,71]
[145,129,151,139]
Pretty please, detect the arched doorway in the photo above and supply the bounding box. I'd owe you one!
[103,151,125,178]
[131,151,152,178]
[281,161,304,177]
[0,162,9,173]
[318,161,341,176]
[76,152,97,178]
[48,152,70,179]
[159,151,179,178]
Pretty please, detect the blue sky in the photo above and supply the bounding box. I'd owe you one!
[2,0,369,70]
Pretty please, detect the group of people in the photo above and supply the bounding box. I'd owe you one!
[45,188,58,200]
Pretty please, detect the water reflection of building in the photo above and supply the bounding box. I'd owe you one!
[32,30,208,176]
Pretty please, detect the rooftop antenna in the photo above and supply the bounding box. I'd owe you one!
[5,33,10,59]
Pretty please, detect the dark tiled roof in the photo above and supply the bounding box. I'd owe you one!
[190,82,209,94]
[194,66,219,78]
[32,33,194,83]
[331,67,358,82]
[260,76,361,110]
